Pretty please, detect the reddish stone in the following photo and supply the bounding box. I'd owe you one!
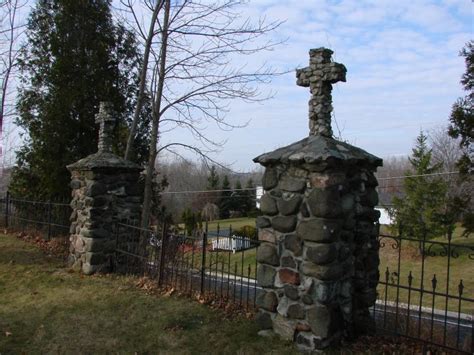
[279,268,300,285]
[296,322,311,332]
[310,173,345,188]
[259,229,276,244]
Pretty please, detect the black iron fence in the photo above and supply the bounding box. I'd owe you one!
[0,192,71,241]
[373,229,473,353]
[114,222,260,309]
[0,193,472,353]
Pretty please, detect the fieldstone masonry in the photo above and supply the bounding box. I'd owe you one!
[67,102,142,275]
[254,48,382,351]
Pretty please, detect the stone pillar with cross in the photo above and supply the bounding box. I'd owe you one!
[67,102,143,275]
[95,102,115,153]
[296,48,346,137]
[254,48,382,351]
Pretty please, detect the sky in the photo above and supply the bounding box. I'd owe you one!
[160,0,472,172]
[1,0,472,172]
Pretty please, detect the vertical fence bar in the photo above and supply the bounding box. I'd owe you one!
[383,267,389,328]
[233,262,237,303]
[456,280,464,349]
[430,274,437,342]
[443,231,452,347]
[190,237,196,293]
[394,226,403,332]
[4,191,10,229]
[200,223,208,295]
[46,200,52,240]
[406,271,413,336]
[417,229,428,339]
[158,224,167,287]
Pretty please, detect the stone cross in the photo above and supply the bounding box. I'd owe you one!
[95,102,115,153]
[296,48,346,137]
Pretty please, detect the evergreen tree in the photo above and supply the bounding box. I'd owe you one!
[205,165,220,205]
[10,0,149,199]
[392,131,448,245]
[207,165,220,190]
[448,41,473,174]
[219,175,232,219]
[230,180,245,215]
[243,178,256,215]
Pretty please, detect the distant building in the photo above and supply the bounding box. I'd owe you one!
[256,186,264,209]
[376,207,392,225]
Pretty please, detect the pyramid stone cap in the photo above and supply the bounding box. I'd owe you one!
[253,135,382,168]
[67,151,142,172]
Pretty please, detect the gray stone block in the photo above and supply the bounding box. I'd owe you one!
[312,280,339,305]
[307,187,342,218]
[256,216,271,228]
[283,234,302,256]
[279,176,306,192]
[257,243,279,266]
[263,168,278,190]
[281,255,297,269]
[306,243,338,265]
[272,215,297,233]
[277,195,302,216]
[284,285,299,301]
[257,264,276,287]
[272,315,295,341]
[307,305,341,339]
[256,290,278,312]
[86,182,107,197]
[260,194,278,216]
[256,311,273,330]
[302,261,343,281]
[287,303,305,319]
[296,218,341,242]
[85,252,106,265]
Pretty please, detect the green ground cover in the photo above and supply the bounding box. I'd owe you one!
[0,234,297,354]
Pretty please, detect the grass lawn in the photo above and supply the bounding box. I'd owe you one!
[378,232,473,314]
[0,234,297,354]
[206,217,256,231]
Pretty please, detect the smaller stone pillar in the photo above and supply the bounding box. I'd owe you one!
[253,48,383,351]
[67,102,143,275]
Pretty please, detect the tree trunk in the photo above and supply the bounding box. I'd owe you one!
[141,0,170,229]
[124,0,163,161]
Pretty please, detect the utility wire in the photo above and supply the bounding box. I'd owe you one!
[160,171,459,195]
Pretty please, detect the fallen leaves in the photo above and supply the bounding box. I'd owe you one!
[15,231,69,258]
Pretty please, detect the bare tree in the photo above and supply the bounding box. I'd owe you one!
[117,0,283,227]
[0,0,26,169]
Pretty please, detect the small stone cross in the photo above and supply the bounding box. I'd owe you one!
[296,48,346,137]
[95,102,115,153]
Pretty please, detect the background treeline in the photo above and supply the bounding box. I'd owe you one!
[157,158,263,224]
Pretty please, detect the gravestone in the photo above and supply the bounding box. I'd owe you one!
[67,102,143,275]
[254,48,382,350]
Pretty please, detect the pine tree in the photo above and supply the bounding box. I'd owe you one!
[448,41,473,174]
[243,178,256,216]
[230,180,245,215]
[9,0,149,199]
[392,131,448,245]
[205,165,220,206]
[207,166,220,190]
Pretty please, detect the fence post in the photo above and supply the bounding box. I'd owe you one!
[158,223,167,287]
[200,222,208,295]
[4,191,9,229]
[46,200,52,240]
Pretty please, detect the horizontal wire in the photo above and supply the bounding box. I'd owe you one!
[161,171,459,195]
